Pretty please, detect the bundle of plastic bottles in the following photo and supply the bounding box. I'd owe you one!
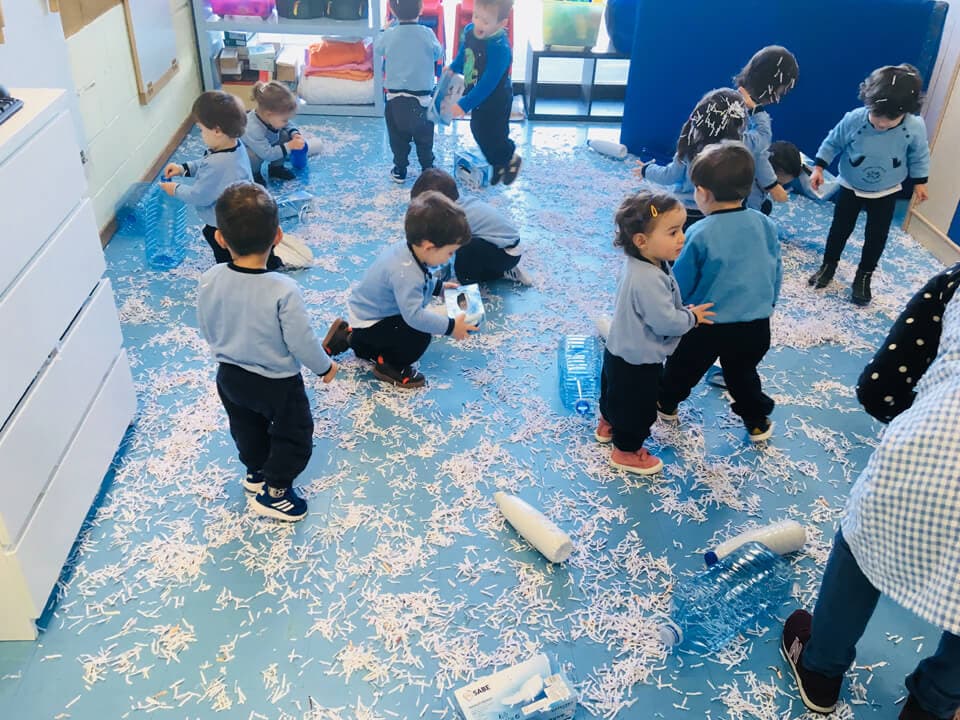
[557,335,601,416]
[116,182,187,271]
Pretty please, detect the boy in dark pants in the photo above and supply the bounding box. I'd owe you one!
[658,141,782,442]
[197,183,339,521]
[447,0,521,186]
[162,92,282,270]
[323,191,476,388]
[375,0,443,183]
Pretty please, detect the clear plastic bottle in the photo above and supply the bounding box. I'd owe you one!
[665,541,792,653]
[144,185,187,271]
[557,335,601,416]
[115,182,155,235]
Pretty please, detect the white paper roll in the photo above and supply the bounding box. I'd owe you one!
[494,492,574,563]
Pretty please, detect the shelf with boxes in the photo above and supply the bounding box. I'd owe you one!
[190,0,384,117]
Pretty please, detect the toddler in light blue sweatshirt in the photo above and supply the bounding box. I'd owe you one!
[596,191,714,476]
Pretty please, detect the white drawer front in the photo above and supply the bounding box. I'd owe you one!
[0,199,105,425]
[16,351,135,617]
[0,280,123,546]
[0,111,85,297]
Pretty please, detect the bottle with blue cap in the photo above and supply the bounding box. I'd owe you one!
[557,335,601,416]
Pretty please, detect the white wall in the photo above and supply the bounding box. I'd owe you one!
[0,0,82,141]
[924,1,960,134]
[66,0,201,230]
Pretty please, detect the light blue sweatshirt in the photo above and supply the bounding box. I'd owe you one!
[174,142,253,226]
[459,196,519,250]
[347,242,454,336]
[242,111,298,167]
[743,110,779,210]
[815,107,930,191]
[606,256,696,366]
[375,21,443,92]
[197,263,333,379]
[642,156,696,209]
[673,207,782,324]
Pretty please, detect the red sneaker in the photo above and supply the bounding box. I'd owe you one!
[610,446,663,475]
[595,415,613,443]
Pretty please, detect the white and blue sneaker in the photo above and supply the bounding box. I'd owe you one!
[243,471,265,495]
[250,487,308,522]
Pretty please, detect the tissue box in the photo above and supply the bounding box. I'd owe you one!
[454,149,491,190]
[444,284,484,328]
[454,655,577,720]
[223,30,255,46]
[247,43,279,72]
[276,190,314,221]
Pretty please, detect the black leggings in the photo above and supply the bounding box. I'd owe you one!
[822,187,898,273]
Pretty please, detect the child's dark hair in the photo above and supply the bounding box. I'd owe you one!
[405,191,470,248]
[411,168,459,202]
[476,0,513,21]
[769,140,802,179]
[860,64,923,118]
[614,191,683,260]
[690,141,755,202]
[676,88,748,162]
[390,0,422,20]
[192,91,247,138]
[252,80,298,115]
[734,46,799,105]
[215,182,279,256]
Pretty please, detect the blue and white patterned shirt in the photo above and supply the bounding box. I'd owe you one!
[842,292,960,634]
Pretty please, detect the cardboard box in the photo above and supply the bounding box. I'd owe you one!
[247,43,279,72]
[454,149,491,190]
[275,45,303,83]
[217,48,245,77]
[220,75,261,110]
[454,655,577,720]
[224,30,255,46]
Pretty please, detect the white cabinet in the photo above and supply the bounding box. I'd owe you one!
[0,89,136,641]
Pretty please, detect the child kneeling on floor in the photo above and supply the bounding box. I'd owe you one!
[323,191,476,388]
[410,168,532,286]
[197,182,339,522]
[595,190,715,475]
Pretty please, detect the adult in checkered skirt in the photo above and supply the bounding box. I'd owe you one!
[781,262,960,720]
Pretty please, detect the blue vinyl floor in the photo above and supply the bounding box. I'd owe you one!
[0,117,948,720]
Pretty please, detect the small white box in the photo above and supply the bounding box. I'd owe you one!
[798,152,840,201]
[453,655,577,720]
[444,283,484,328]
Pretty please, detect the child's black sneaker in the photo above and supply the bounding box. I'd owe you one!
[250,486,308,521]
[781,610,843,714]
[372,357,426,389]
[746,417,774,442]
[898,694,940,720]
[269,165,297,180]
[808,261,837,289]
[391,166,407,183]
[253,171,267,187]
[501,153,522,186]
[851,271,873,306]
[322,318,351,356]
[243,470,265,495]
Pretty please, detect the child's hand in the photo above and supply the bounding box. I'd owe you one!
[442,281,459,289]
[323,361,339,384]
[163,163,183,178]
[451,103,465,118]
[770,184,789,203]
[810,166,824,191]
[689,302,716,326]
[452,313,477,340]
[633,159,652,179]
[159,181,177,197]
[737,86,757,110]
[914,183,929,203]
[286,135,306,151]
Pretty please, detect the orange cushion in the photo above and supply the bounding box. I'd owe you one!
[306,39,368,68]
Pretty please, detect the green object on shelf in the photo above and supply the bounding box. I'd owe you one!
[542,0,605,49]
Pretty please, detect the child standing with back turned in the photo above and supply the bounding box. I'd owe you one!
[658,141,782,442]
[376,0,443,183]
[197,183,339,522]
[807,64,930,306]
[448,0,521,185]
[595,191,715,475]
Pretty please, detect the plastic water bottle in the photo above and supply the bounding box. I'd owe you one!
[704,520,806,567]
[116,182,155,235]
[664,542,793,653]
[558,335,601,416]
[587,139,628,160]
[144,185,187,270]
[290,142,308,169]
